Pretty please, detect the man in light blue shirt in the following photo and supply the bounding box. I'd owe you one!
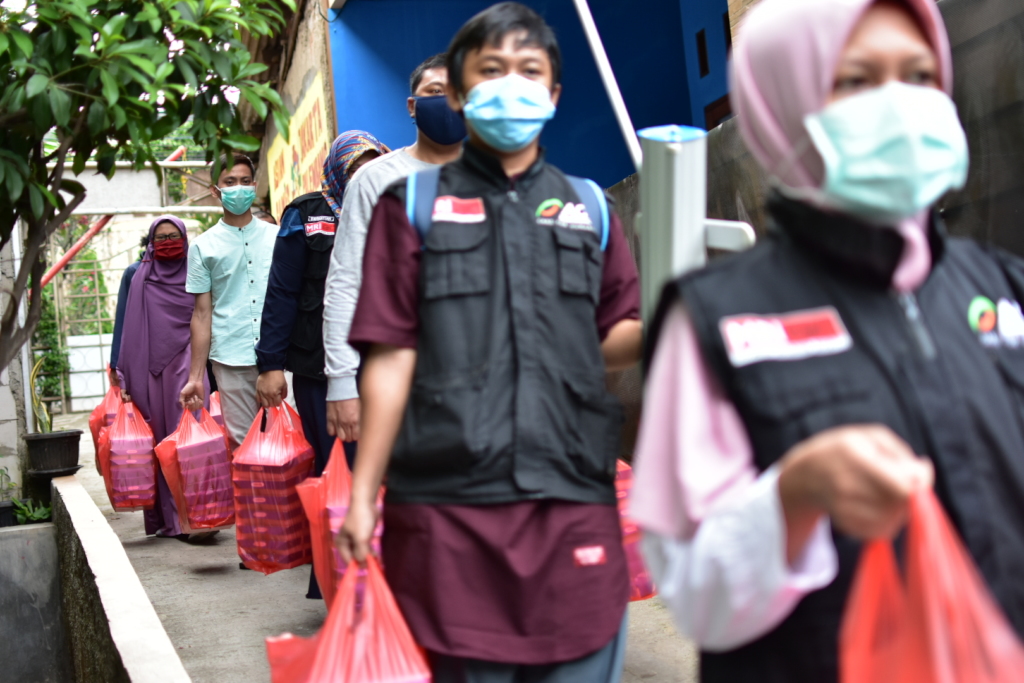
[180,154,276,446]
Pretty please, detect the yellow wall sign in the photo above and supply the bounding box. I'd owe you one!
[267,72,332,219]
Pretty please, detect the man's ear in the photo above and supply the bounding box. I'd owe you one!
[445,82,463,114]
[550,83,562,108]
[407,96,416,118]
[210,185,221,200]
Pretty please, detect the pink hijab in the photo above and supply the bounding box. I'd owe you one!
[731,0,953,189]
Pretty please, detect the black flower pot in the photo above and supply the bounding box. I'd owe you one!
[24,430,82,472]
[0,501,14,528]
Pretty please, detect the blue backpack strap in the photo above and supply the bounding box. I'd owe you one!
[405,167,442,246]
[566,175,609,251]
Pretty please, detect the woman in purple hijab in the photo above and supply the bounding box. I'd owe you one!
[118,215,209,539]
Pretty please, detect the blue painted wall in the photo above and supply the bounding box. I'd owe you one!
[328,0,729,187]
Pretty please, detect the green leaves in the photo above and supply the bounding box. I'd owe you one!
[100,70,120,106]
[87,101,107,135]
[1,0,294,241]
[28,183,44,219]
[224,134,260,152]
[25,75,49,99]
[48,88,71,127]
[5,169,24,203]
[10,29,32,59]
[12,498,52,525]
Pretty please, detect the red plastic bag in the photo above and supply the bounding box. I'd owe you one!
[326,444,384,595]
[155,409,235,532]
[98,402,157,511]
[89,383,122,473]
[840,489,1024,682]
[298,440,385,608]
[297,476,330,599]
[233,404,314,574]
[616,460,656,601]
[266,556,430,683]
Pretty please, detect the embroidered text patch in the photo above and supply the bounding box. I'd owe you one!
[573,545,608,567]
[304,221,336,236]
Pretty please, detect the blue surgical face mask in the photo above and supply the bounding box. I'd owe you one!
[461,74,556,152]
[219,184,256,216]
[803,81,969,222]
[414,95,467,146]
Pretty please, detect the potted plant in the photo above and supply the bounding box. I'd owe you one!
[0,467,18,528]
[23,357,82,474]
[11,498,52,525]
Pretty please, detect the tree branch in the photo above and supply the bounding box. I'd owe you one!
[0,107,28,128]
[0,256,45,376]
[0,190,85,334]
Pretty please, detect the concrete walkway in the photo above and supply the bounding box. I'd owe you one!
[56,412,696,682]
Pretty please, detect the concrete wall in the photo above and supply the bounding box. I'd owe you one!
[52,476,190,683]
[0,523,74,683]
[69,167,164,214]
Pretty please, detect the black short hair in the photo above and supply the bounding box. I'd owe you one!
[410,53,448,95]
[211,153,256,183]
[446,2,562,96]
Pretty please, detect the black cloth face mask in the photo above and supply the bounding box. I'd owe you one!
[413,95,467,146]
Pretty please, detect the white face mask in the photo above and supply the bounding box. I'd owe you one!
[801,81,969,222]
[460,74,555,152]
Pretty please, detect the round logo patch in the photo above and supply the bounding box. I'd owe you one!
[536,198,564,218]
[968,296,997,333]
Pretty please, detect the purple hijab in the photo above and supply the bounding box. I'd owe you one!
[117,216,193,421]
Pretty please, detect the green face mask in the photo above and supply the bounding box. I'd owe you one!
[219,185,256,216]
[803,81,969,222]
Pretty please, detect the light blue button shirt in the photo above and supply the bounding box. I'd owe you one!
[186,217,277,367]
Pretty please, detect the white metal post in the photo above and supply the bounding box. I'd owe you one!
[638,125,708,322]
[572,0,643,172]
[637,126,758,322]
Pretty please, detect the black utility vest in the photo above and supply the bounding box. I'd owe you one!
[283,192,336,380]
[650,196,1024,683]
[385,147,623,506]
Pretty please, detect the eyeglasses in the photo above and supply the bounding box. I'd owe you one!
[153,234,182,242]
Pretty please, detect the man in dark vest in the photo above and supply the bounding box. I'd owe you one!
[256,133,387,461]
[335,4,643,680]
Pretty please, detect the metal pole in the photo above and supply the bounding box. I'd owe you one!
[39,215,111,287]
[638,125,707,322]
[572,0,643,171]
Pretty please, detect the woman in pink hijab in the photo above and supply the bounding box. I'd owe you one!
[631,1,1024,680]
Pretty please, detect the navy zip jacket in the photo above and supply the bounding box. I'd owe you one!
[256,208,305,373]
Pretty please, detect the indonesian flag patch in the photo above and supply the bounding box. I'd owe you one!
[720,306,852,367]
[432,196,486,224]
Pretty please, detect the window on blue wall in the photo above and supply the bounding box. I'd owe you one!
[697,29,710,78]
[723,13,732,53]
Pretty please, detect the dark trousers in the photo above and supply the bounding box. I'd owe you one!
[292,373,357,599]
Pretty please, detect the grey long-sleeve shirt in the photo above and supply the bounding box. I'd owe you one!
[322,147,436,401]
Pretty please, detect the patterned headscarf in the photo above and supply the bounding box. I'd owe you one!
[321,130,390,218]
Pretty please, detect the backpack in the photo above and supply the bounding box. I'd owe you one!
[405,167,610,250]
